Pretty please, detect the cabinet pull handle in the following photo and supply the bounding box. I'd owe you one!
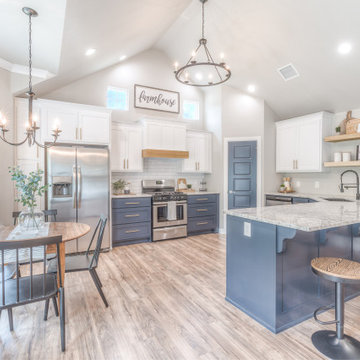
[197,198,208,201]
[123,159,126,169]
[125,214,140,217]
[125,229,140,234]
[125,202,140,205]
[197,221,208,225]
[197,209,208,212]
[37,146,39,158]
[80,128,82,140]
[127,159,129,169]
[76,128,78,140]
[296,160,298,169]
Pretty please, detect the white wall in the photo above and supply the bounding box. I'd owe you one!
[43,49,204,130]
[0,68,14,225]
[113,158,205,194]
[281,109,360,197]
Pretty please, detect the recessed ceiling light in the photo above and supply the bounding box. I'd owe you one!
[119,55,127,61]
[247,84,256,93]
[85,48,96,56]
[338,42,352,55]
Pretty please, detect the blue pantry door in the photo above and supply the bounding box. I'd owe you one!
[228,141,257,209]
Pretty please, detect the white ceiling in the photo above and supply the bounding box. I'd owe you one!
[0,0,66,74]
[156,0,360,119]
[3,0,360,119]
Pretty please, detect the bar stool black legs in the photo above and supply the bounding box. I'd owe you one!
[311,257,360,360]
[312,282,360,359]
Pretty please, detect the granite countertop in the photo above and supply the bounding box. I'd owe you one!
[111,194,152,198]
[186,191,219,195]
[265,192,355,202]
[225,201,360,232]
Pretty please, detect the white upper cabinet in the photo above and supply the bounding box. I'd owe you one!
[182,130,212,173]
[78,111,110,144]
[142,120,186,151]
[38,99,111,145]
[276,112,332,173]
[111,124,143,172]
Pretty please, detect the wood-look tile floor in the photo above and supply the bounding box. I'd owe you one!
[2,233,360,359]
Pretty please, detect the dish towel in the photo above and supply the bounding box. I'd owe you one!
[167,201,177,221]
[1,223,50,264]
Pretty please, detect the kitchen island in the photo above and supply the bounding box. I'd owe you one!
[225,201,360,333]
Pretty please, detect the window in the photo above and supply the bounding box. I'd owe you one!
[183,100,200,120]
[107,87,129,110]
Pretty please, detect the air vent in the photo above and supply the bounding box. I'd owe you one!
[277,63,299,81]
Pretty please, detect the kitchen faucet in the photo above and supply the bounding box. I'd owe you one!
[340,169,360,200]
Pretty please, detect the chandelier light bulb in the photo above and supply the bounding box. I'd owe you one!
[174,61,179,70]
[1,117,6,126]
[173,0,231,86]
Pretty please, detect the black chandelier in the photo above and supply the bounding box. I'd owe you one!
[0,7,61,148]
[174,0,231,87]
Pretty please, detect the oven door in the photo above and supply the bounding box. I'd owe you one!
[153,201,187,228]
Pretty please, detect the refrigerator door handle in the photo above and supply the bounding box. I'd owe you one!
[72,165,77,208]
[78,165,82,208]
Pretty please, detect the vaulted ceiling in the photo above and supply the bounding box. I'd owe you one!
[2,0,360,119]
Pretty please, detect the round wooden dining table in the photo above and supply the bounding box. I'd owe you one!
[0,222,91,289]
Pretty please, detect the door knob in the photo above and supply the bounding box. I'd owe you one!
[229,190,234,194]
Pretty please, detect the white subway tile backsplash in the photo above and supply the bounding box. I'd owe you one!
[112,158,205,193]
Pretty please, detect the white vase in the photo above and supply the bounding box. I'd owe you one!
[18,208,45,232]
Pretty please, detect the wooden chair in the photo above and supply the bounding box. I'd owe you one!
[12,211,21,226]
[13,209,57,225]
[45,216,108,315]
[311,257,360,359]
[0,235,66,352]
[42,209,57,222]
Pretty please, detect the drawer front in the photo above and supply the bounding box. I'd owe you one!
[292,197,309,204]
[188,215,217,233]
[112,222,151,243]
[188,203,217,218]
[188,194,218,205]
[112,197,151,209]
[112,208,150,225]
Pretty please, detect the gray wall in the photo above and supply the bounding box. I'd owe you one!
[0,68,14,225]
[43,49,204,130]
[204,85,277,231]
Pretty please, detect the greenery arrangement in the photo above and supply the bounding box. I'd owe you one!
[112,179,127,194]
[9,167,48,211]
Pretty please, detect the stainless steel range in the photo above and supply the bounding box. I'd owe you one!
[142,180,187,241]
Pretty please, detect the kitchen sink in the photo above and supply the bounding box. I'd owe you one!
[321,197,354,202]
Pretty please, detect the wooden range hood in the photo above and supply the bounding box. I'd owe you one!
[142,149,189,159]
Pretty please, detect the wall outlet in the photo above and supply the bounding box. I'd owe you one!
[296,181,301,188]
[315,181,320,189]
[244,222,251,237]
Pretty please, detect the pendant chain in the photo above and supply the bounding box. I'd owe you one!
[28,13,32,94]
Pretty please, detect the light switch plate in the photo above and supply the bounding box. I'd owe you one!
[244,222,251,237]
[315,181,320,189]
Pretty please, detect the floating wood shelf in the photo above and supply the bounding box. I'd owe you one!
[142,149,189,159]
[324,161,360,167]
[324,133,360,142]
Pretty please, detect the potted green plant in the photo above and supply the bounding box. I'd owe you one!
[112,179,127,195]
[9,167,48,231]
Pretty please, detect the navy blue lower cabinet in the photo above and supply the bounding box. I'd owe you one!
[226,215,360,333]
[187,194,219,235]
[111,197,151,246]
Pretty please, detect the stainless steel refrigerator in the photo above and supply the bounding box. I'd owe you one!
[45,144,110,253]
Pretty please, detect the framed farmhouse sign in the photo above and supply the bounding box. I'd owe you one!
[134,84,180,114]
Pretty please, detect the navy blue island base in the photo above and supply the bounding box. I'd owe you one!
[226,214,360,333]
